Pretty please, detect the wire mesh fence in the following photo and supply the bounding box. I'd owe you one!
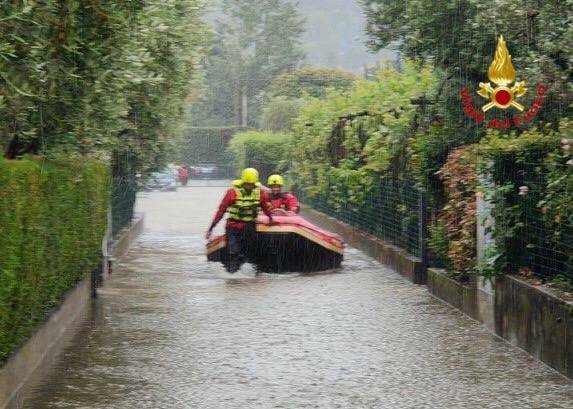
[299,175,425,259]
[296,160,571,287]
[488,161,572,284]
[111,151,137,237]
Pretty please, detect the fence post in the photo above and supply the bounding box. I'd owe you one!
[418,191,428,268]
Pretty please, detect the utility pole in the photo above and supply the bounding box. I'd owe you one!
[395,50,402,72]
[234,79,241,126]
[241,84,248,127]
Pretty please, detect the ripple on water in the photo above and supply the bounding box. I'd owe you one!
[21,231,573,409]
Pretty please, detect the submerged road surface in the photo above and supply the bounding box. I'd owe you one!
[22,182,572,408]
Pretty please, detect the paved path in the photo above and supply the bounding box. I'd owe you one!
[22,184,573,408]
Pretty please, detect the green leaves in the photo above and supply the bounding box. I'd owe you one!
[1,0,207,167]
[270,67,358,99]
[190,0,306,127]
[227,130,292,179]
[362,0,571,142]
[0,157,109,362]
[290,60,438,187]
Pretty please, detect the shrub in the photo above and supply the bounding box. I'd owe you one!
[270,66,358,99]
[540,120,573,289]
[226,131,292,181]
[260,97,304,132]
[428,220,450,269]
[476,125,565,282]
[0,157,109,362]
[290,61,438,193]
[435,146,478,280]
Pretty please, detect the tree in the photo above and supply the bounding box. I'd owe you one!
[260,97,304,132]
[270,66,358,99]
[0,0,207,164]
[190,0,306,127]
[361,0,572,128]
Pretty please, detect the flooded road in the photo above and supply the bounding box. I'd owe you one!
[22,183,572,408]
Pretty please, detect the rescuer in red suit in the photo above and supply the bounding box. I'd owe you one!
[206,168,274,273]
[266,174,299,214]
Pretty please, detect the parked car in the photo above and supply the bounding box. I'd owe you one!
[140,171,177,191]
[191,162,223,179]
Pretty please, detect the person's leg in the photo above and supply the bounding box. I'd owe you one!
[242,222,258,261]
[225,227,242,273]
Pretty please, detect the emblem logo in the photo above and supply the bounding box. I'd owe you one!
[460,35,546,129]
[477,35,527,112]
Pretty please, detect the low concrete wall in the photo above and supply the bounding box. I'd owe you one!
[0,272,94,409]
[427,269,479,321]
[0,215,145,409]
[495,276,573,379]
[302,208,426,283]
[427,268,572,379]
[110,213,145,260]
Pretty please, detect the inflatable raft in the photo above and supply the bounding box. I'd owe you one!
[206,213,344,273]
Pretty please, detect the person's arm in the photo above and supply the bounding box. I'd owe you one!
[259,190,275,223]
[285,193,300,213]
[206,189,235,238]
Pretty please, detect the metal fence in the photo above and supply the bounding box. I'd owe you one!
[298,164,571,285]
[489,161,572,284]
[111,175,137,237]
[111,150,137,237]
[300,175,425,259]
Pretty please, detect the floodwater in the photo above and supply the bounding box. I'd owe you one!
[20,182,572,408]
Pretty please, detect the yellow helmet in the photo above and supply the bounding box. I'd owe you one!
[267,174,284,186]
[241,168,259,184]
[233,179,261,188]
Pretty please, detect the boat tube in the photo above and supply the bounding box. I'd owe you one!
[206,212,344,273]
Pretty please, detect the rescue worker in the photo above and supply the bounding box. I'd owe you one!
[178,166,190,186]
[267,174,300,214]
[206,168,274,273]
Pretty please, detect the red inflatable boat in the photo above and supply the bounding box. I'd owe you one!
[206,212,344,273]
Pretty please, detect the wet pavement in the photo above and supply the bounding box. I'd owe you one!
[21,182,573,408]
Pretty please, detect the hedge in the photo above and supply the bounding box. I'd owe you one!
[0,157,110,362]
[226,131,292,182]
[474,126,570,286]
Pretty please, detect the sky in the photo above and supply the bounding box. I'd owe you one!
[298,0,396,72]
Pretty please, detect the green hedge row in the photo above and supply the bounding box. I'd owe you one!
[226,131,292,182]
[0,157,110,362]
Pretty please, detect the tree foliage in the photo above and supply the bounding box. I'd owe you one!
[190,0,306,127]
[289,61,437,193]
[260,97,304,132]
[270,66,358,99]
[362,0,572,128]
[0,0,207,170]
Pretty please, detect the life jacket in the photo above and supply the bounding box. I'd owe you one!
[229,187,261,222]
